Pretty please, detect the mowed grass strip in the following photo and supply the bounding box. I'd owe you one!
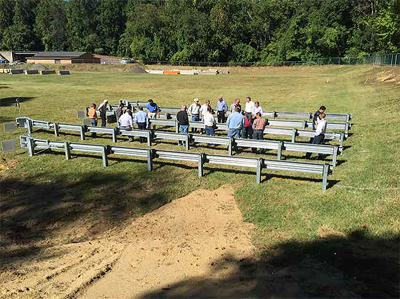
[1,65,399,296]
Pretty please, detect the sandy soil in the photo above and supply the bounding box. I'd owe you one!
[0,186,264,299]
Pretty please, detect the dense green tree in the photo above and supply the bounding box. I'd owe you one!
[35,0,67,51]
[0,0,15,49]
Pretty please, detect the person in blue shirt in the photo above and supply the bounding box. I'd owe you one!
[216,96,228,123]
[134,107,149,143]
[147,99,160,119]
[227,107,244,138]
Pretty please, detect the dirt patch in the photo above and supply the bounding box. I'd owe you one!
[129,65,147,74]
[0,186,260,299]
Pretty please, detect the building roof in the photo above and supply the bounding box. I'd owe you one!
[29,52,87,59]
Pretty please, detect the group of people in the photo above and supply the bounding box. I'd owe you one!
[87,97,328,158]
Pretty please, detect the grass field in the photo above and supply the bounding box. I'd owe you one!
[1,65,399,297]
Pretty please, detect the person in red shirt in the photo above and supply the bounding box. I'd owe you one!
[241,111,251,138]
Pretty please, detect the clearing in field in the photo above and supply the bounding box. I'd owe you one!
[0,65,399,298]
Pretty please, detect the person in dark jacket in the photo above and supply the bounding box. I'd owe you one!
[176,105,189,146]
[115,103,125,126]
[312,106,326,130]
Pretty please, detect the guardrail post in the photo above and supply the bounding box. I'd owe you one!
[175,121,179,133]
[64,142,71,160]
[112,128,118,143]
[291,129,296,143]
[80,126,85,140]
[332,147,338,167]
[228,138,233,156]
[256,159,262,184]
[27,119,33,135]
[198,153,204,177]
[346,114,350,122]
[185,135,190,150]
[322,164,329,191]
[102,146,108,167]
[27,138,34,156]
[277,141,283,160]
[147,149,153,171]
[345,123,349,137]
[339,133,344,151]
[54,123,59,137]
[302,121,306,129]
[147,131,152,146]
[273,111,276,119]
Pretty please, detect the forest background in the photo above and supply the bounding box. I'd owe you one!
[0,0,399,64]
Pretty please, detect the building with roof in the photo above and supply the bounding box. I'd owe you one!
[0,51,39,63]
[27,52,100,64]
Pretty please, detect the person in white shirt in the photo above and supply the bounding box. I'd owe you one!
[119,109,134,141]
[199,100,211,121]
[253,101,263,116]
[244,97,255,137]
[203,107,216,146]
[188,98,201,132]
[305,113,327,159]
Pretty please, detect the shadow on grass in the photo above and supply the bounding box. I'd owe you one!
[0,167,176,269]
[0,97,35,107]
[138,229,399,298]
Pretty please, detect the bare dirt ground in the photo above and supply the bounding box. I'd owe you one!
[0,186,272,299]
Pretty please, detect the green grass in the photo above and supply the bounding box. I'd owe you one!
[1,65,399,296]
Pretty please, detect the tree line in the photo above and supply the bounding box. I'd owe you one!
[0,0,399,63]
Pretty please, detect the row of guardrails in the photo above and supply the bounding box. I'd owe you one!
[20,135,332,191]
[16,117,340,167]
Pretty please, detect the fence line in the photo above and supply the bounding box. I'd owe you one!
[143,54,399,68]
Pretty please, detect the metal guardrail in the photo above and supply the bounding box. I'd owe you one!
[16,117,340,167]
[20,135,332,190]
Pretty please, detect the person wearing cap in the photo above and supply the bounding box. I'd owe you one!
[98,100,108,127]
[119,109,134,141]
[176,105,189,146]
[134,106,148,143]
[216,96,228,123]
[188,98,201,132]
[312,105,326,130]
[204,106,216,146]
[305,112,327,159]
[147,99,161,119]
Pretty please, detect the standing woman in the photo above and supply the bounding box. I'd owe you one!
[98,100,108,127]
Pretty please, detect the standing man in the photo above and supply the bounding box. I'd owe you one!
[98,100,108,127]
[252,112,267,153]
[199,100,211,121]
[119,109,134,142]
[204,107,216,147]
[312,105,326,130]
[147,99,161,119]
[115,102,125,127]
[188,98,201,132]
[305,113,327,159]
[227,107,245,139]
[230,98,241,113]
[253,101,263,117]
[176,105,189,146]
[244,97,255,138]
[216,96,228,123]
[134,107,148,143]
